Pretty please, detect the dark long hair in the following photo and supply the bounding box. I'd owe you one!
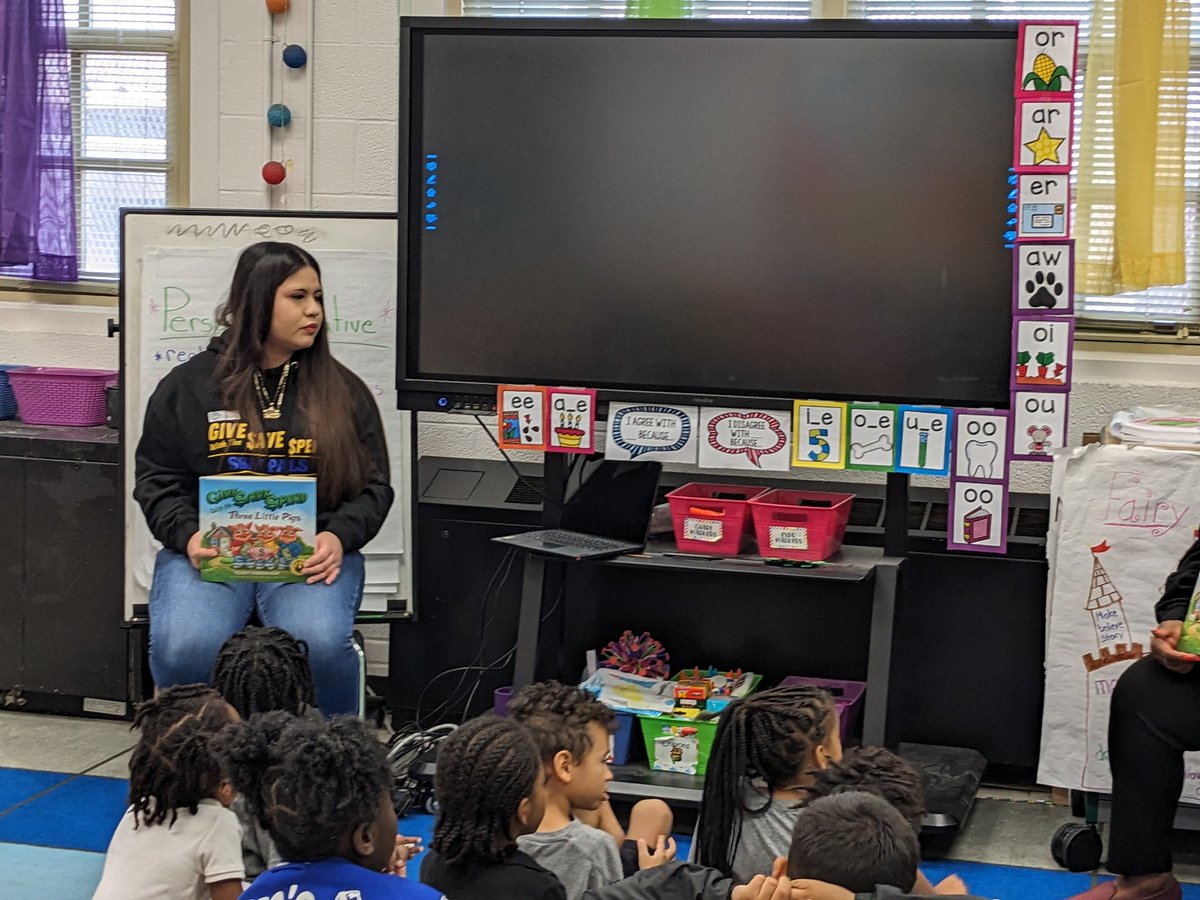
[695,685,836,877]
[214,241,367,508]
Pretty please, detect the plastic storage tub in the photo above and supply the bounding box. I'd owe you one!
[638,714,719,776]
[779,676,866,744]
[7,367,118,426]
[0,366,19,420]
[749,489,854,561]
[666,483,767,556]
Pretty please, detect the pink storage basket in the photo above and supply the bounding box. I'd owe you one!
[748,489,854,562]
[779,675,866,744]
[666,482,767,556]
[8,367,118,427]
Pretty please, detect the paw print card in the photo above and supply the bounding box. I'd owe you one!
[1014,241,1073,315]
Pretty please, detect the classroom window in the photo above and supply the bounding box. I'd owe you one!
[848,0,1200,331]
[462,0,810,19]
[65,0,180,279]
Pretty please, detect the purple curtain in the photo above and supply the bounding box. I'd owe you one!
[0,0,77,281]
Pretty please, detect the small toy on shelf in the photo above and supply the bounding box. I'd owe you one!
[600,630,670,679]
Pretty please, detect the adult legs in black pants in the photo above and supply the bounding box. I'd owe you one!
[1073,656,1199,899]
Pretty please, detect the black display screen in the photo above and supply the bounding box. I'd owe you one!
[403,22,1017,408]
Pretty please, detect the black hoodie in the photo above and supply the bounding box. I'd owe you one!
[134,335,394,555]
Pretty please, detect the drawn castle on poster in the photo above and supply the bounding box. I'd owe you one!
[1081,541,1143,786]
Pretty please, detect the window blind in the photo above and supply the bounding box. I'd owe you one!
[849,0,1200,330]
[463,0,810,20]
[63,0,179,278]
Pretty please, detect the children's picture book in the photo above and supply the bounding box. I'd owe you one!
[199,475,317,583]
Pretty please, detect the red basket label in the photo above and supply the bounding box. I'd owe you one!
[768,525,810,551]
[683,517,724,543]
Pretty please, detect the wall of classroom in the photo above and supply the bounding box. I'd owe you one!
[6,0,1200,495]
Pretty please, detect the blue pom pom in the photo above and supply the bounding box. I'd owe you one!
[282,44,307,69]
[267,103,292,127]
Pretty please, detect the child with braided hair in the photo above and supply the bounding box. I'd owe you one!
[211,625,317,720]
[695,685,842,885]
[420,715,566,899]
[93,684,244,900]
[215,712,441,899]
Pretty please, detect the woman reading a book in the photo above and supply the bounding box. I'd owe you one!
[133,241,393,717]
[1068,541,1200,900]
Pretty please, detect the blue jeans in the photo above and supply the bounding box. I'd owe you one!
[148,549,364,716]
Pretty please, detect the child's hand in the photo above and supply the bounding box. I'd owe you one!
[789,880,855,900]
[636,835,677,870]
[387,835,423,876]
[934,875,968,895]
[731,875,796,900]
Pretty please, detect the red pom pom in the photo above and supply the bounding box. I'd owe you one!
[261,161,287,185]
[265,0,289,13]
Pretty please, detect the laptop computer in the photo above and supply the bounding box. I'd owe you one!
[494,459,662,560]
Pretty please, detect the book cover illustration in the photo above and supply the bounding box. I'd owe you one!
[199,475,317,583]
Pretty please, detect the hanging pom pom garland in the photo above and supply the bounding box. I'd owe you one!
[262,161,287,185]
[600,630,670,679]
[265,0,289,12]
[267,103,292,128]
[282,44,308,69]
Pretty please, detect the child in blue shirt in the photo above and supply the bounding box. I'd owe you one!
[216,711,441,900]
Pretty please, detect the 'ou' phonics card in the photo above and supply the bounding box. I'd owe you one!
[199,475,317,583]
[498,385,547,451]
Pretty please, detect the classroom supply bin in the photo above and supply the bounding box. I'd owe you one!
[7,367,118,427]
[666,482,767,556]
[637,714,719,777]
[748,489,854,561]
[0,366,19,420]
[779,676,866,744]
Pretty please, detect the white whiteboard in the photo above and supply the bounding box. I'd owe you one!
[120,210,412,619]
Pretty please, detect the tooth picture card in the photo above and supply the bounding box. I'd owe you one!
[546,388,596,453]
[497,385,547,451]
[1017,174,1070,240]
[1014,240,1074,316]
[1012,316,1074,391]
[606,403,699,463]
[792,400,848,470]
[1011,391,1069,462]
[1016,21,1079,98]
[947,480,1009,555]
[846,403,899,472]
[699,407,792,472]
[896,406,953,476]
[1014,99,1073,173]
[953,410,1010,483]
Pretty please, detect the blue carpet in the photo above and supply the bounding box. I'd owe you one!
[0,842,106,900]
[0,771,128,852]
[0,768,71,813]
[921,859,1200,900]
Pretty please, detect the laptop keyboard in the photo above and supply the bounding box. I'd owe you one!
[538,530,633,551]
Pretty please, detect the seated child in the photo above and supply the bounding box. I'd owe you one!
[509,681,676,898]
[211,625,317,879]
[695,685,843,884]
[420,715,566,900]
[93,684,244,900]
[801,747,966,897]
[216,711,440,899]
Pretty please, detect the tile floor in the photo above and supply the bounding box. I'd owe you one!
[4,709,1200,898]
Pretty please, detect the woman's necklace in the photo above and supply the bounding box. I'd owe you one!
[253,362,293,420]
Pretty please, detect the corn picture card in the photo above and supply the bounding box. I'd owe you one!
[952,410,1009,483]
[199,476,317,583]
[846,403,898,472]
[607,403,698,463]
[1011,391,1069,462]
[792,400,848,470]
[546,388,596,453]
[699,407,791,472]
[1016,21,1079,98]
[1012,317,1073,391]
[498,385,547,451]
[895,406,953,476]
[1014,241,1074,315]
[947,480,1009,555]
[1015,99,1073,173]
[1017,174,1069,240]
